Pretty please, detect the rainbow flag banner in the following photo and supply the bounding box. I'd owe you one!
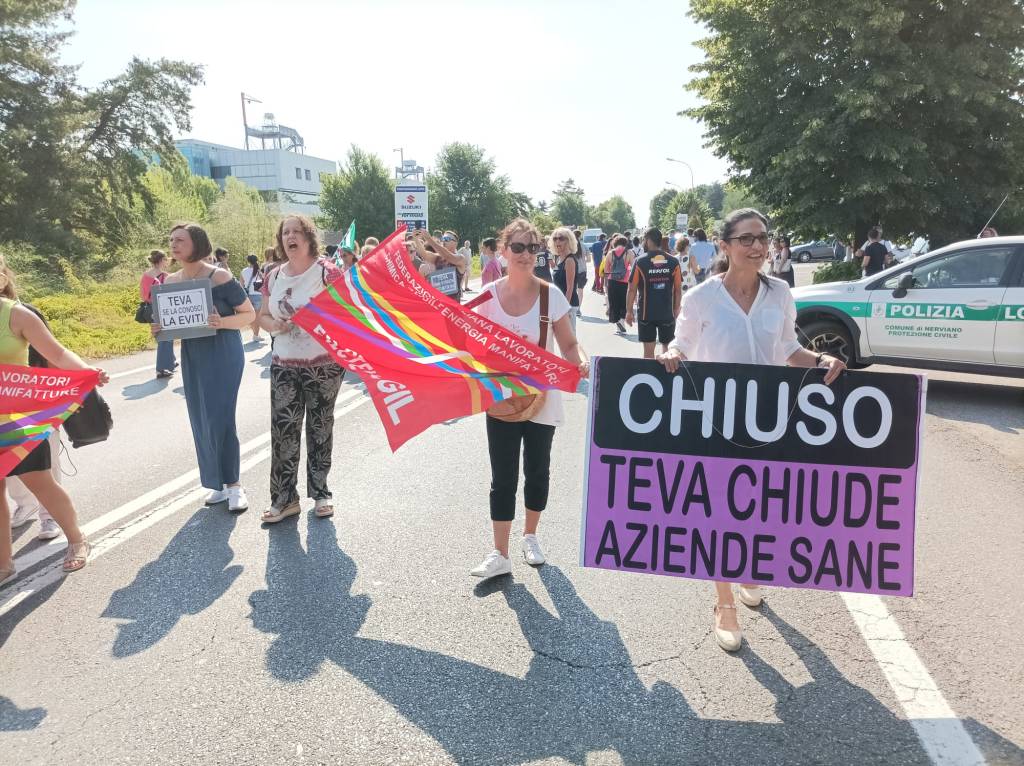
[292,229,581,450]
[0,365,99,477]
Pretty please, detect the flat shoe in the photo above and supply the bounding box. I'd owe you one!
[738,585,763,608]
[313,500,334,518]
[261,501,301,524]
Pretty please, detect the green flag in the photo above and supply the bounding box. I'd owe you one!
[341,220,356,252]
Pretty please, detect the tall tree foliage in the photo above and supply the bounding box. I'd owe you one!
[588,196,636,235]
[317,145,394,240]
[659,190,713,233]
[687,0,1024,245]
[207,178,278,272]
[427,143,512,244]
[648,188,678,230]
[0,0,202,271]
[551,179,588,228]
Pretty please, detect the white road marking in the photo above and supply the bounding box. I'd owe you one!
[109,364,156,380]
[6,386,368,579]
[842,592,985,766]
[0,394,371,616]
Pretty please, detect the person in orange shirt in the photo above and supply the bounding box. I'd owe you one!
[625,227,682,359]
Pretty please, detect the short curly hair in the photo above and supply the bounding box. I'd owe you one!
[275,214,322,261]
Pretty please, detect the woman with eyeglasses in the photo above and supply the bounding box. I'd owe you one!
[656,208,846,653]
[469,218,589,580]
[550,226,581,330]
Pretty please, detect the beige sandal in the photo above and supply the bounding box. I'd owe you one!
[0,567,17,587]
[314,499,334,518]
[261,501,301,524]
[63,540,91,573]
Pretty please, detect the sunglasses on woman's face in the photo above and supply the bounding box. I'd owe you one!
[508,242,542,255]
[552,235,568,242]
[441,235,456,242]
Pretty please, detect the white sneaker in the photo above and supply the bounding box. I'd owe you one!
[226,486,248,513]
[738,585,764,608]
[521,534,546,566]
[10,504,36,529]
[206,486,228,505]
[36,518,62,541]
[470,549,512,580]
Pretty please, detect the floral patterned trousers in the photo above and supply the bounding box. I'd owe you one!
[270,362,345,507]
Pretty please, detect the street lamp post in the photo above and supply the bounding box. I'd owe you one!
[665,157,694,190]
[393,147,404,180]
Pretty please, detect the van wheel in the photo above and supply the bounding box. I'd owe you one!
[799,252,811,263]
[798,320,864,367]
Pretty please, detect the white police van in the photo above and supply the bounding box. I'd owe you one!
[793,236,1024,377]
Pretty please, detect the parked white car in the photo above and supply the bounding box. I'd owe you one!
[793,236,1023,377]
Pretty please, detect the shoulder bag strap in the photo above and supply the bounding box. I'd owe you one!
[538,282,550,349]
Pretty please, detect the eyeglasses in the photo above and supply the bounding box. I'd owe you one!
[508,242,542,255]
[552,235,568,242]
[724,233,771,247]
[441,235,456,242]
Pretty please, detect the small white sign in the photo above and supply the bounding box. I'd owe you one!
[676,213,689,229]
[428,266,459,297]
[151,279,216,341]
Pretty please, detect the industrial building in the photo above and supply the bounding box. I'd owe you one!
[175,113,336,217]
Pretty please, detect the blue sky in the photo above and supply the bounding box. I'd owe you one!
[63,0,730,225]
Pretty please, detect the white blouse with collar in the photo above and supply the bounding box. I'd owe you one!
[668,274,802,365]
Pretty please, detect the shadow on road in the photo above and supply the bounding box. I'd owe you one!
[242,516,1024,765]
[121,377,173,401]
[925,378,1023,434]
[0,696,46,731]
[101,506,242,657]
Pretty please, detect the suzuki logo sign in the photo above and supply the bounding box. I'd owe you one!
[406,195,416,204]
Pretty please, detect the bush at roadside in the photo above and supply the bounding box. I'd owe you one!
[812,260,862,284]
[32,286,152,360]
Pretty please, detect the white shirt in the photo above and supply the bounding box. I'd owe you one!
[668,275,802,365]
[240,266,261,295]
[474,279,571,426]
[267,260,336,365]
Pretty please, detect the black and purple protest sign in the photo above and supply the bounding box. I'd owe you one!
[580,358,925,596]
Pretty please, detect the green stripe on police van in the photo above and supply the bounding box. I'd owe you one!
[797,301,1024,321]
[795,300,871,315]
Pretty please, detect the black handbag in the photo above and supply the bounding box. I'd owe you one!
[134,301,152,324]
[63,390,113,448]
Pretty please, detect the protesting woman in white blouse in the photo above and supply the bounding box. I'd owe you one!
[657,208,846,653]
[258,216,345,523]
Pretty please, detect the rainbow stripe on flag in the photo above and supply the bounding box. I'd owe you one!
[0,366,99,477]
[292,229,579,450]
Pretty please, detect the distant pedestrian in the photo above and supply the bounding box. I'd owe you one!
[459,240,474,292]
[771,235,795,287]
[980,226,998,238]
[140,249,177,377]
[625,227,682,359]
[240,254,265,343]
[855,227,889,277]
[214,247,233,276]
[590,233,607,293]
[602,235,634,332]
[551,226,581,330]
[480,237,505,286]
[674,237,699,290]
[533,236,554,282]
[689,229,717,283]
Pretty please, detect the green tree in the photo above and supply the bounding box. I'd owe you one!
[427,143,511,244]
[687,0,1024,246]
[695,182,726,218]
[317,145,393,240]
[720,181,765,216]
[207,178,278,271]
[588,196,636,234]
[648,188,678,231]
[0,0,203,272]
[529,209,561,234]
[659,190,714,233]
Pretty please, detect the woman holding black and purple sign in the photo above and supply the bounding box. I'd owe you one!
[657,208,846,652]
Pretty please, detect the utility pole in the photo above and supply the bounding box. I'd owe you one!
[241,92,261,150]
[393,147,404,180]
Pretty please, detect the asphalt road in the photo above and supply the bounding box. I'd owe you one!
[1,265,1022,765]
